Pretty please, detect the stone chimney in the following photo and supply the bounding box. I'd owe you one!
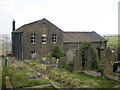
[12,19,15,31]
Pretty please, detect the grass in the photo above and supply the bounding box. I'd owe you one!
[105,36,120,49]
[2,60,119,88]
[2,60,51,88]
[0,61,2,90]
[25,60,119,88]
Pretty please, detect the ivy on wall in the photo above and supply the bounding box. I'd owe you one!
[79,41,100,70]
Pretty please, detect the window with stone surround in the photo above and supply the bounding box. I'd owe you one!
[52,34,57,43]
[31,34,36,44]
[31,51,36,59]
[42,34,47,44]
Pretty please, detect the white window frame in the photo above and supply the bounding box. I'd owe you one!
[117,66,120,72]
[42,34,47,44]
[31,34,36,44]
[31,51,36,59]
[52,34,57,43]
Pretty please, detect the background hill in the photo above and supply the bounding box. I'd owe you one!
[104,36,120,49]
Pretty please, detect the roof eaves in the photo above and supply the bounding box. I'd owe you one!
[92,31,107,42]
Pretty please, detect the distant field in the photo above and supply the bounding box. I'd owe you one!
[104,36,120,49]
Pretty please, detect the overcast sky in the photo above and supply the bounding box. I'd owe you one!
[0,0,119,35]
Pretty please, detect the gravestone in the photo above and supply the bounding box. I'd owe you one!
[99,49,106,62]
[103,48,114,75]
[73,51,82,72]
[103,62,113,75]
[106,48,112,60]
[47,54,52,64]
[66,49,74,64]
[58,57,67,68]
[49,57,57,64]
[84,48,92,69]
[99,50,106,72]
[41,57,48,64]
[117,48,120,61]
[110,51,117,62]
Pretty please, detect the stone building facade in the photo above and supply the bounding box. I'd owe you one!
[12,18,107,60]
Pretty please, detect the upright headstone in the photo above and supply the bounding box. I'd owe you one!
[49,57,57,64]
[103,62,113,75]
[106,48,112,60]
[73,51,82,72]
[117,48,120,61]
[85,48,92,69]
[47,54,52,64]
[99,49,106,62]
[99,50,106,73]
[66,49,74,64]
[110,51,117,62]
[103,48,113,75]
[58,57,67,68]
[41,57,48,64]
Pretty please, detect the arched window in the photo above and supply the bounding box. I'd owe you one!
[31,34,36,44]
[52,34,57,43]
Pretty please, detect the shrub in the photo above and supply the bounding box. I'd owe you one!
[2,55,5,58]
[52,45,65,59]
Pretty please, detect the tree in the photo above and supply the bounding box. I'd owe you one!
[52,45,65,59]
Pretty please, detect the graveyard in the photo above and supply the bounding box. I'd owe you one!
[2,59,119,89]
[1,40,120,89]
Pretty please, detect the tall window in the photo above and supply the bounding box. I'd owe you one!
[31,51,36,59]
[42,34,47,44]
[31,34,36,44]
[52,34,57,43]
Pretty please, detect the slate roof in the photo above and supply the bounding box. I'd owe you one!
[14,18,63,33]
[13,18,107,43]
[63,31,107,43]
[14,20,41,32]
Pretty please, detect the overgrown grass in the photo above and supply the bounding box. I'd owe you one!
[3,60,119,88]
[2,60,50,88]
[0,61,2,90]
[105,36,120,49]
[26,60,119,88]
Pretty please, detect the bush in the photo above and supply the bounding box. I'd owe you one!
[1,55,5,58]
[52,45,65,59]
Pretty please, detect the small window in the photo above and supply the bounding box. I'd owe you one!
[31,34,36,44]
[31,51,36,59]
[117,66,120,72]
[52,34,57,43]
[42,34,47,44]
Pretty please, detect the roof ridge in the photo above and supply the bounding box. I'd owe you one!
[64,31,94,33]
[43,18,64,32]
[16,19,43,30]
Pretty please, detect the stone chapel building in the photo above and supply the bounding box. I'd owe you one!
[12,18,107,60]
